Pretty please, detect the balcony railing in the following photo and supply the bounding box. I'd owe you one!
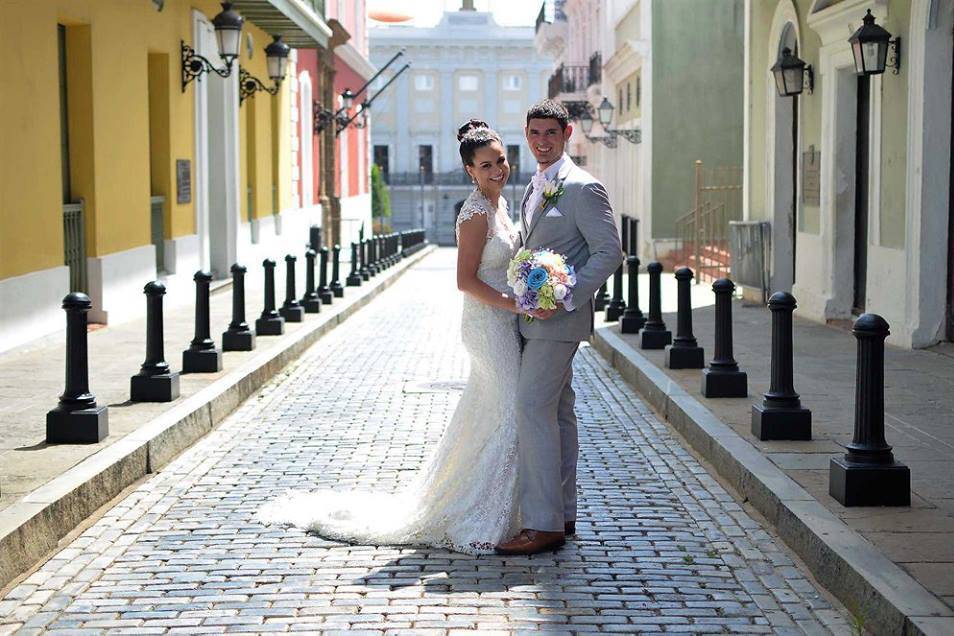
[589,51,602,87]
[548,64,589,99]
[535,0,567,33]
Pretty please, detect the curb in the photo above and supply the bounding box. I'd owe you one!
[0,245,436,592]
[592,326,954,636]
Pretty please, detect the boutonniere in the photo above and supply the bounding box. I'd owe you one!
[540,179,565,209]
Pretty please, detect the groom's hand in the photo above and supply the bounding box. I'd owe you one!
[529,308,557,320]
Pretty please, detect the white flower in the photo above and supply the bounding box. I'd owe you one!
[542,180,560,198]
[553,284,567,301]
[513,280,528,296]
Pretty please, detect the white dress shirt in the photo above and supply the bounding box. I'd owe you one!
[524,154,577,312]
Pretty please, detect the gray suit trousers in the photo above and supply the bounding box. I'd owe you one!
[516,337,580,532]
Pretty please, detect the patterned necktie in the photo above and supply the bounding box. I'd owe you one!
[526,171,547,227]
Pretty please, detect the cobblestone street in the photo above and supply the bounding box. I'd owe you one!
[0,249,851,635]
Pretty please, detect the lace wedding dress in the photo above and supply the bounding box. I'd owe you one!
[258,189,521,554]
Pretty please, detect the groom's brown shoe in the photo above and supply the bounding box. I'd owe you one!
[494,529,566,555]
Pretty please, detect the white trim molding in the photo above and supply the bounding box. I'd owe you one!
[87,244,158,325]
[0,265,70,355]
[902,0,952,346]
[335,41,376,81]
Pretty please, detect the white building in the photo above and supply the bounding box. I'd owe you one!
[369,2,552,244]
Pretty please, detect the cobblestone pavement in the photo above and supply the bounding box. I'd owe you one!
[0,249,851,635]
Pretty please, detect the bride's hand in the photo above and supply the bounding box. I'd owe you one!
[529,308,557,320]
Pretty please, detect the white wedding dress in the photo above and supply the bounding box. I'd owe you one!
[258,189,522,554]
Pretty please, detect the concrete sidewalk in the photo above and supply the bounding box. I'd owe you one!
[0,244,433,591]
[593,284,954,633]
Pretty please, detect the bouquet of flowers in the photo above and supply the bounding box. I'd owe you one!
[507,248,576,321]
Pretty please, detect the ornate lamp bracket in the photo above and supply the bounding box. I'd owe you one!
[239,67,280,105]
[181,41,234,92]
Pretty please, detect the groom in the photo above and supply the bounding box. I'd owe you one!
[496,100,623,556]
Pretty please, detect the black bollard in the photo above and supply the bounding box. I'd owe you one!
[280,255,305,322]
[318,246,333,304]
[640,262,672,349]
[595,281,609,312]
[830,314,910,506]
[368,237,378,276]
[701,278,747,398]
[751,292,811,440]
[346,242,362,287]
[255,258,285,336]
[330,244,345,297]
[605,264,625,322]
[300,249,322,313]
[222,264,256,351]
[664,267,705,369]
[132,281,181,401]
[309,224,321,252]
[182,271,223,373]
[360,239,371,281]
[620,256,646,334]
[47,293,109,443]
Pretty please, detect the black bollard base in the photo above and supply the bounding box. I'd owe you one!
[701,368,748,398]
[829,457,910,507]
[665,345,705,369]
[182,347,223,373]
[640,329,672,349]
[605,305,624,322]
[360,271,370,282]
[222,329,255,351]
[751,404,812,440]
[319,290,334,304]
[301,297,322,313]
[279,305,305,322]
[346,274,362,287]
[620,313,646,334]
[46,406,109,443]
[130,372,181,402]
[255,316,285,336]
[595,296,608,312]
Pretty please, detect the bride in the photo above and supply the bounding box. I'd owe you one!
[258,119,524,553]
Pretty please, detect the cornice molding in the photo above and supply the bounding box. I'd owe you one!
[604,39,644,81]
[807,0,888,46]
[336,41,376,80]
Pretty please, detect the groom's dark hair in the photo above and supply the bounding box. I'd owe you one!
[526,99,569,130]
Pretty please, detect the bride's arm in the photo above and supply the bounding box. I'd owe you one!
[456,214,522,314]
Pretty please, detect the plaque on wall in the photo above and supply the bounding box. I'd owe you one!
[176,159,191,204]
[801,147,820,206]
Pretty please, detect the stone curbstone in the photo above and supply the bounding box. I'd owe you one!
[0,245,436,593]
[592,326,954,636]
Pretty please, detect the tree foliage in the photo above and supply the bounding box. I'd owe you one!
[371,164,391,226]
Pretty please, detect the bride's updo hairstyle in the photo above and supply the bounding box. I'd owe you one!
[457,118,503,167]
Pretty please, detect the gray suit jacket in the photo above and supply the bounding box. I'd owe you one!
[517,158,623,342]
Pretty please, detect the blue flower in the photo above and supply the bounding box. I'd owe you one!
[527,267,549,290]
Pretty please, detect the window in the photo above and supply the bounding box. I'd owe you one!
[418,145,433,183]
[374,145,389,183]
[618,88,623,114]
[626,82,631,111]
[507,145,521,180]
[504,74,521,90]
[458,74,479,91]
[414,74,433,91]
[636,74,641,109]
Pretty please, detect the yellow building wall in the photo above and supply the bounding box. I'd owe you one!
[0,0,292,280]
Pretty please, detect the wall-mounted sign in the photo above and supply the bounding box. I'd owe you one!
[801,146,820,207]
[176,159,191,204]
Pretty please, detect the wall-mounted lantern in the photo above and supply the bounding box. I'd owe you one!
[314,50,410,136]
[181,2,244,92]
[239,36,291,104]
[577,98,640,148]
[848,10,901,75]
[771,47,814,97]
